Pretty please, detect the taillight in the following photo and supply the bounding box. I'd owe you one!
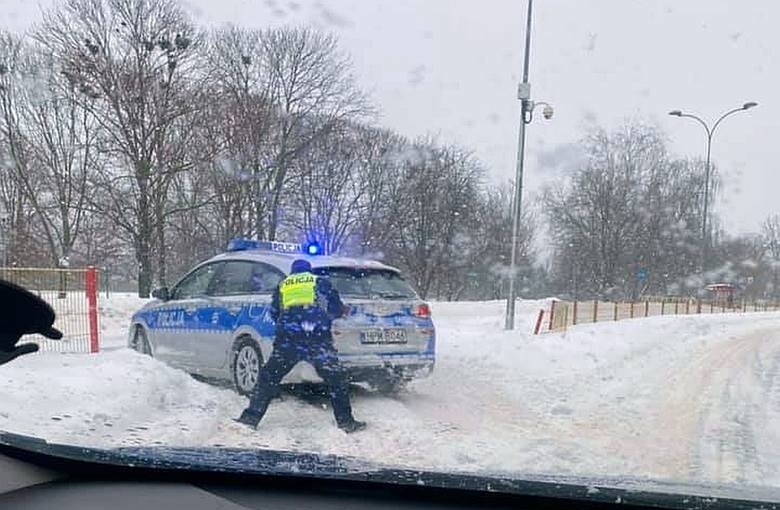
[415,303,431,319]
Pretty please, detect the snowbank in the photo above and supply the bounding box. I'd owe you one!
[0,293,778,490]
[99,293,148,350]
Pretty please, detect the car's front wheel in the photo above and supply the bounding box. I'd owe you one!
[232,338,264,396]
[130,326,152,356]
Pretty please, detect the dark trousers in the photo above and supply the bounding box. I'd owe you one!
[244,334,355,426]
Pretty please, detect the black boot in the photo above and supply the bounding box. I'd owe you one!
[338,419,367,434]
[234,409,263,429]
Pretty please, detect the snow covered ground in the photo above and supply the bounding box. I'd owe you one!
[0,294,779,490]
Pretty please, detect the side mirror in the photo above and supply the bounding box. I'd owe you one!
[152,287,169,301]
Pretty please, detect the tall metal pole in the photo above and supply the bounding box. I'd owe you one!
[701,133,713,272]
[505,0,534,330]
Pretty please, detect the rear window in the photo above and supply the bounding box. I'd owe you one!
[313,267,418,300]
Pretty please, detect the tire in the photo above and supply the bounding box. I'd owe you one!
[371,373,408,395]
[232,338,264,396]
[131,326,152,356]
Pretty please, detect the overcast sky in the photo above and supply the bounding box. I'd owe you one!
[4,0,777,234]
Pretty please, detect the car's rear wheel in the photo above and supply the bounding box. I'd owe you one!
[371,373,408,395]
[232,338,264,396]
[131,326,152,356]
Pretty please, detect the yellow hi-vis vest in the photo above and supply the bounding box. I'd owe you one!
[280,272,318,310]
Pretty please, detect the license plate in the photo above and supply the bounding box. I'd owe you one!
[360,329,407,344]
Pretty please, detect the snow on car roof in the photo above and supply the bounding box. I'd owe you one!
[206,250,400,274]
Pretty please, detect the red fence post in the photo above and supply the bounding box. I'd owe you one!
[533,309,545,335]
[86,266,100,353]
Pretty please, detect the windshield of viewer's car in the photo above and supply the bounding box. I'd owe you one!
[0,0,778,504]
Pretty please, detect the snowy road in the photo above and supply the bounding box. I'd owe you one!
[0,296,778,488]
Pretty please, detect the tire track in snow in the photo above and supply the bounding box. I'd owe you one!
[655,327,780,484]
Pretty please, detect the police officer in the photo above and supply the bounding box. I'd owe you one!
[236,259,366,433]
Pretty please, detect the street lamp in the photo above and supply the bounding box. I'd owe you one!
[505,0,554,330]
[668,101,758,274]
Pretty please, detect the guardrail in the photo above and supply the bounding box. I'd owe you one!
[536,297,778,334]
[0,267,100,353]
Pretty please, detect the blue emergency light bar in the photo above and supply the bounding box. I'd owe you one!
[304,241,323,256]
[227,238,303,253]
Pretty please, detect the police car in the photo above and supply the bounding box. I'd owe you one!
[128,239,435,395]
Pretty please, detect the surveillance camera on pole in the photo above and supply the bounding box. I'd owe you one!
[506,0,556,330]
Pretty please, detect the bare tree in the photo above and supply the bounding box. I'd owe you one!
[259,27,368,240]
[205,27,273,240]
[462,185,535,300]
[289,122,400,254]
[0,33,37,266]
[37,0,203,296]
[761,214,780,298]
[383,140,483,299]
[18,49,96,265]
[351,127,408,256]
[544,122,708,299]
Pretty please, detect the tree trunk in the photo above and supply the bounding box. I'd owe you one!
[136,172,153,298]
[155,200,167,288]
[137,235,153,298]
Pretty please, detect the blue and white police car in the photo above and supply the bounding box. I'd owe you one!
[128,239,435,395]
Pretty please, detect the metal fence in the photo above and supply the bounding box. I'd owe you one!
[538,297,779,334]
[0,267,100,353]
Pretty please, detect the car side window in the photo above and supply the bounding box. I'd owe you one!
[210,261,284,296]
[250,263,284,294]
[210,261,254,296]
[170,264,219,300]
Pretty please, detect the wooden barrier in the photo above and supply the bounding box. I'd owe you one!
[538,297,780,334]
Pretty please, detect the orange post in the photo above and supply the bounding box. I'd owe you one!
[86,266,100,353]
[533,309,545,335]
